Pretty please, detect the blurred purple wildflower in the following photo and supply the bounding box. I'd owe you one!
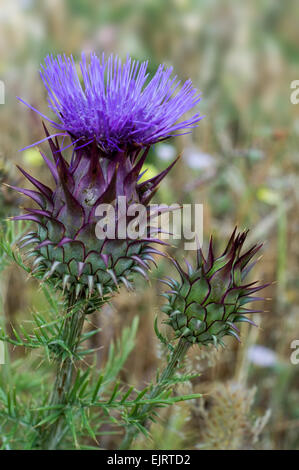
[19,53,202,155]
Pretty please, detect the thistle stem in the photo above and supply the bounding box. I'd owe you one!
[40,294,86,450]
[120,338,191,450]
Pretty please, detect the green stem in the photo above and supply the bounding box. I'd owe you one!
[120,338,191,450]
[40,294,86,450]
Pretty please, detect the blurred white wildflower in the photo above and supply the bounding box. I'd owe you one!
[183,146,215,170]
[248,345,277,367]
[156,143,177,161]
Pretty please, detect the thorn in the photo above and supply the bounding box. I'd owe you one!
[100,253,109,268]
[120,276,133,291]
[42,270,51,280]
[87,275,94,296]
[43,261,60,279]
[107,269,119,288]
[32,256,44,266]
[131,255,149,270]
[158,279,174,288]
[19,232,36,242]
[133,266,149,281]
[165,289,178,295]
[62,274,70,292]
[143,254,157,268]
[50,261,61,275]
[32,265,45,275]
[20,237,39,249]
[77,262,85,278]
[25,250,39,260]
[96,283,103,297]
[75,283,82,298]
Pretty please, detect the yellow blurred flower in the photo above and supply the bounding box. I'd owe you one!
[139,164,158,183]
[23,148,43,167]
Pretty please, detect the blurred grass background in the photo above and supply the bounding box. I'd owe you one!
[0,0,299,449]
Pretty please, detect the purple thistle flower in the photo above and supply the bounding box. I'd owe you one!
[19,53,202,155]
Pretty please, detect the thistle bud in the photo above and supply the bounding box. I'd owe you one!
[12,134,178,300]
[161,229,268,346]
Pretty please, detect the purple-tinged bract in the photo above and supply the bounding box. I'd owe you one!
[12,128,178,302]
[161,229,268,346]
[23,53,201,154]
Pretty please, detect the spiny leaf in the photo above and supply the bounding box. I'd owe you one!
[154,316,174,352]
[65,408,79,449]
[80,408,98,443]
[92,375,104,403]
[101,316,139,388]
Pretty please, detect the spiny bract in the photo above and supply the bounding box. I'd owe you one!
[12,128,178,302]
[161,229,267,346]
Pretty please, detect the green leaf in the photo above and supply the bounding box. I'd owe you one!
[154,316,174,352]
[65,408,79,448]
[79,328,102,344]
[92,375,104,403]
[120,386,134,404]
[80,408,98,443]
[101,316,139,389]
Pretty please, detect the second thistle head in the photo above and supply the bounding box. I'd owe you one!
[161,229,268,347]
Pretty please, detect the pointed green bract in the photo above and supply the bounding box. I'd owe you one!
[161,229,267,346]
[13,130,179,302]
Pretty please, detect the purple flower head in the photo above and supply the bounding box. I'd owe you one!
[20,53,202,155]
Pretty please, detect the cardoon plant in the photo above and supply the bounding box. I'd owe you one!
[0,53,267,451]
[14,54,201,301]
